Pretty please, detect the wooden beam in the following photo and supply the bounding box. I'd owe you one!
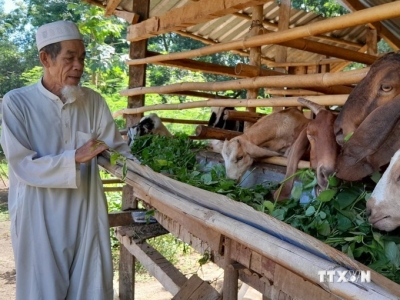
[104,0,121,17]
[224,110,263,123]
[245,5,264,124]
[114,10,140,24]
[108,211,133,227]
[126,0,273,41]
[340,0,400,51]
[125,2,400,66]
[195,125,242,140]
[175,30,274,65]
[172,274,220,300]
[116,235,187,296]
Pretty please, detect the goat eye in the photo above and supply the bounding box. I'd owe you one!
[237,156,243,162]
[381,85,392,92]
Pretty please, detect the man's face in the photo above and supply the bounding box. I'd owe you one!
[45,40,86,90]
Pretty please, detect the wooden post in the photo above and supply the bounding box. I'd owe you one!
[223,237,238,300]
[119,1,150,299]
[245,5,264,130]
[272,0,291,112]
[126,0,149,128]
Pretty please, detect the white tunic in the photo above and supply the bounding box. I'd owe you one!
[1,80,131,300]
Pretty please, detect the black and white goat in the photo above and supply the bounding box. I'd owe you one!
[127,113,172,147]
[208,107,244,132]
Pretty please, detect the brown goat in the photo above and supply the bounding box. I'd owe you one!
[336,94,400,181]
[276,98,338,200]
[333,52,400,181]
[334,52,400,146]
[210,98,338,201]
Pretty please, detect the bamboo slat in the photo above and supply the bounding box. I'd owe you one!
[119,67,367,97]
[98,154,400,298]
[113,94,348,117]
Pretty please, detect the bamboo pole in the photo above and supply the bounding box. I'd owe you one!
[113,94,348,117]
[268,58,348,68]
[232,12,364,49]
[265,88,323,96]
[120,67,368,97]
[124,2,400,66]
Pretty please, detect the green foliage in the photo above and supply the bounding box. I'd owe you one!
[130,134,400,283]
[291,0,348,17]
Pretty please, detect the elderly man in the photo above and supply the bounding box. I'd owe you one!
[1,20,130,299]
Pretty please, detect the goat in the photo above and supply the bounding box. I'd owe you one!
[332,52,400,181]
[211,99,339,201]
[366,149,400,231]
[276,98,338,200]
[334,52,400,146]
[335,94,400,181]
[127,113,172,147]
[208,107,244,132]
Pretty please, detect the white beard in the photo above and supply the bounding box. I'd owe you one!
[61,85,84,103]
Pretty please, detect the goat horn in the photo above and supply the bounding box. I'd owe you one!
[297,97,326,115]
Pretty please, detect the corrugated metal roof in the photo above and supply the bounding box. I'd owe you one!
[90,0,399,64]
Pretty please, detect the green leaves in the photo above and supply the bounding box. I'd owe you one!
[130,134,400,284]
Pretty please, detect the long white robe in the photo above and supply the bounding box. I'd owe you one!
[1,80,131,300]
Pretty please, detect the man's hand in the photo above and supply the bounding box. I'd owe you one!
[75,139,109,163]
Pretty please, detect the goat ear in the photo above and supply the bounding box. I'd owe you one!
[240,139,280,158]
[208,140,224,153]
[340,94,400,161]
[337,94,400,180]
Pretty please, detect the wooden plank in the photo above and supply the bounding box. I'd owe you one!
[273,264,338,300]
[173,274,220,300]
[195,125,242,140]
[151,210,223,261]
[116,235,188,296]
[108,211,133,227]
[104,0,121,17]
[116,222,169,240]
[113,10,140,24]
[126,0,273,41]
[98,155,400,298]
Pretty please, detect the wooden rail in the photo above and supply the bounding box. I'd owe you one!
[99,152,400,299]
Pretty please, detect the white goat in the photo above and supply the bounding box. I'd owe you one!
[367,149,400,231]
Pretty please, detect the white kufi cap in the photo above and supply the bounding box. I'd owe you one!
[36,20,83,51]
